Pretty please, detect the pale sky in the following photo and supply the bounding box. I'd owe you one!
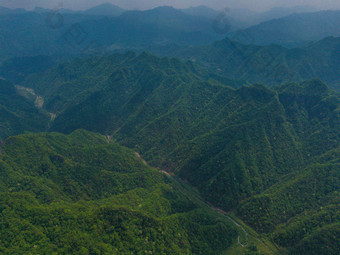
[1,0,340,11]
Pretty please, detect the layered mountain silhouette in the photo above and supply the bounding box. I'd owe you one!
[0,6,224,58]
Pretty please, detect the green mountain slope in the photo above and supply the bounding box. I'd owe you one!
[22,52,242,124]
[240,162,340,254]
[0,130,238,254]
[12,53,340,253]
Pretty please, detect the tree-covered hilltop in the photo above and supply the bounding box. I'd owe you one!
[3,52,340,253]
[0,130,238,254]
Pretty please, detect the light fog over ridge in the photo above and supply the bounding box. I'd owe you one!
[1,0,340,11]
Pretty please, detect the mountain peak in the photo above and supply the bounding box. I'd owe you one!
[83,2,124,16]
[149,6,181,14]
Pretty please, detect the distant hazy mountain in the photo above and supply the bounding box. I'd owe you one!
[110,6,223,44]
[33,7,76,14]
[83,2,125,16]
[230,10,340,47]
[227,5,316,27]
[181,5,219,19]
[0,6,26,15]
[0,12,102,58]
[33,3,124,16]
[0,6,224,58]
[257,5,316,22]
[180,5,318,32]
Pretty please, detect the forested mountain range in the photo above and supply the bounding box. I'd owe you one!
[0,52,337,254]
[156,36,340,92]
[0,4,318,28]
[0,3,339,254]
[2,4,340,59]
[1,3,125,16]
[3,35,340,93]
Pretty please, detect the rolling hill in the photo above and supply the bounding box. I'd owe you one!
[0,130,238,254]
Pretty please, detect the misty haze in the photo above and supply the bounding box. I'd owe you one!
[0,0,339,254]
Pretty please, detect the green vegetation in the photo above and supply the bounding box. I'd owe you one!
[0,130,238,254]
[0,52,339,254]
[238,159,340,254]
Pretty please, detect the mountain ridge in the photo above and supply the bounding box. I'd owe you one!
[155,36,340,91]
[83,2,124,16]
[229,10,340,47]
